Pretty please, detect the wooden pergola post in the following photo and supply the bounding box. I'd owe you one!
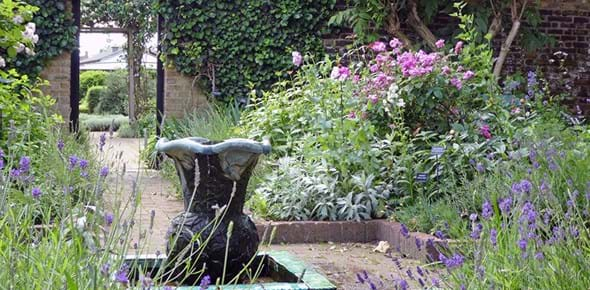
[127,30,136,122]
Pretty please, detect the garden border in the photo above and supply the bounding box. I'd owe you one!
[256,220,443,262]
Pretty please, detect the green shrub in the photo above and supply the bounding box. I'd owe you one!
[80,70,107,100]
[80,113,128,132]
[96,70,128,115]
[85,85,106,113]
[116,121,139,138]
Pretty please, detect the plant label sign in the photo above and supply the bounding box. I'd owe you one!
[416,173,429,183]
[431,146,445,157]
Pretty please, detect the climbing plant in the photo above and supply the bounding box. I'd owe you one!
[7,0,76,77]
[158,0,336,102]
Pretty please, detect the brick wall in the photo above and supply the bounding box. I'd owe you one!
[163,68,208,118]
[323,0,590,113]
[40,52,71,119]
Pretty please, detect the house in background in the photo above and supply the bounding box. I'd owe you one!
[80,46,157,71]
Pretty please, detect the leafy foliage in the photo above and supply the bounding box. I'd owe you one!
[7,0,76,77]
[80,70,108,101]
[158,0,336,102]
[96,70,128,115]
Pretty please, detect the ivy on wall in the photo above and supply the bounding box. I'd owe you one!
[159,0,336,102]
[8,0,76,77]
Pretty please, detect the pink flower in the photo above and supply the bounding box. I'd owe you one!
[291,51,302,67]
[441,66,451,75]
[480,125,492,140]
[352,74,360,83]
[368,94,378,104]
[457,65,464,72]
[450,77,463,90]
[330,66,350,81]
[370,64,379,73]
[389,38,402,49]
[348,111,357,119]
[454,41,464,54]
[369,41,386,52]
[435,39,445,49]
[375,53,390,64]
[372,72,393,88]
[463,70,475,80]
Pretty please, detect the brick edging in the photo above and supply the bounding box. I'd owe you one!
[255,220,445,262]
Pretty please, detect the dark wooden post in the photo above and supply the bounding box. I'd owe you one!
[155,10,165,168]
[70,0,81,133]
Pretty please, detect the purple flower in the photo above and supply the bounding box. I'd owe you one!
[416,266,424,277]
[400,223,410,238]
[499,197,512,216]
[482,200,493,219]
[99,166,109,177]
[369,64,379,73]
[140,275,153,287]
[19,156,31,172]
[100,263,110,276]
[450,77,462,90]
[368,94,379,105]
[475,162,485,173]
[356,272,366,283]
[104,212,114,226]
[389,38,402,49]
[463,70,475,80]
[57,139,65,151]
[199,275,211,290]
[0,150,4,170]
[435,230,445,240]
[479,125,492,140]
[398,279,409,290]
[115,264,129,284]
[80,171,89,178]
[68,155,78,171]
[535,252,544,260]
[490,228,497,246]
[570,226,580,238]
[99,133,107,152]
[520,179,532,193]
[369,41,386,52]
[330,66,350,81]
[470,223,482,240]
[431,277,440,287]
[469,213,478,222]
[415,237,422,251]
[435,39,445,49]
[518,239,527,252]
[79,159,89,170]
[439,253,464,269]
[521,202,537,224]
[9,169,21,179]
[441,66,451,75]
[454,41,464,54]
[347,111,356,119]
[291,51,302,67]
[31,187,42,198]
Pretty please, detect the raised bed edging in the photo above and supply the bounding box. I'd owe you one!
[255,220,444,262]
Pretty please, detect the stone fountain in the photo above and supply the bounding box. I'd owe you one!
[155,137,271,284]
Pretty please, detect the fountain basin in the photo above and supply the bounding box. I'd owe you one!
[124,251,336,289]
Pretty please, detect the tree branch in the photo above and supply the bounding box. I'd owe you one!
[492,0,527,78]
[384,1,413,47]
[487,0,503,40]
[406,0,438,50]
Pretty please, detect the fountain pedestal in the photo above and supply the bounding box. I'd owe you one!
[156,137,271,284]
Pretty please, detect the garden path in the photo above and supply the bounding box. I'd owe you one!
[92,132,434,289]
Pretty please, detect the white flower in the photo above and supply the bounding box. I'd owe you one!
[76,216,87,230]
[31,34,39,44]
[13,15,24,24]
[386,83,400,103]
[25,22,35,32]
[0,57,5,68]
[15,43,25,53]
[396,98,405,108]
[25,47,35,56]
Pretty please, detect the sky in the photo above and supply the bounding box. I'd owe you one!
[79,33,157,58]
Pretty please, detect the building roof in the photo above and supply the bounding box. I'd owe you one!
[80,46,157,70]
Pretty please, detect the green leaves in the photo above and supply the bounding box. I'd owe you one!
[159,0,335,101]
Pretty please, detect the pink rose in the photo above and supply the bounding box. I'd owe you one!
[435,39,445,49]
[291,51,302,67]
[454,41,464,54]
[463,70,475,80]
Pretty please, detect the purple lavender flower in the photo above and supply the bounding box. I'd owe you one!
[435,230,445,240]
[104,212,114,226]
[499,197,512,216]
[520,179,532,193]
[99,166,109,177]
[100,262,110,276]
[415,237,422,251]
[490,228,497,246]
[518,239,527,252]
[439,253,464,269]
[405,268,414,280]
[418,278,425,287]
[398,279,409,290]
[482,200,493,219]
[57,139,65,151]
[99,133,107,152]
[511,182,523,194]
[31,187,42,198]
[476,163,485,173]
[140,275,153,287]
[68,155,78,171]
[431,277,440,287]
[356,272,366,283]
[9,169,21,179]
[115,264,129,284]
[0,149,4,170]
[570,226,580,238]
[521,202,537,224]
[470,223,482,240]
[19,156,31,173]
[535,252,544,260]
[80,171,89,178]
[400,223,410,238]
[79,159,89,170]
[540,180,550,192]
[470,213,478,222]
[416,266,424,277]
[199,275,211,289]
